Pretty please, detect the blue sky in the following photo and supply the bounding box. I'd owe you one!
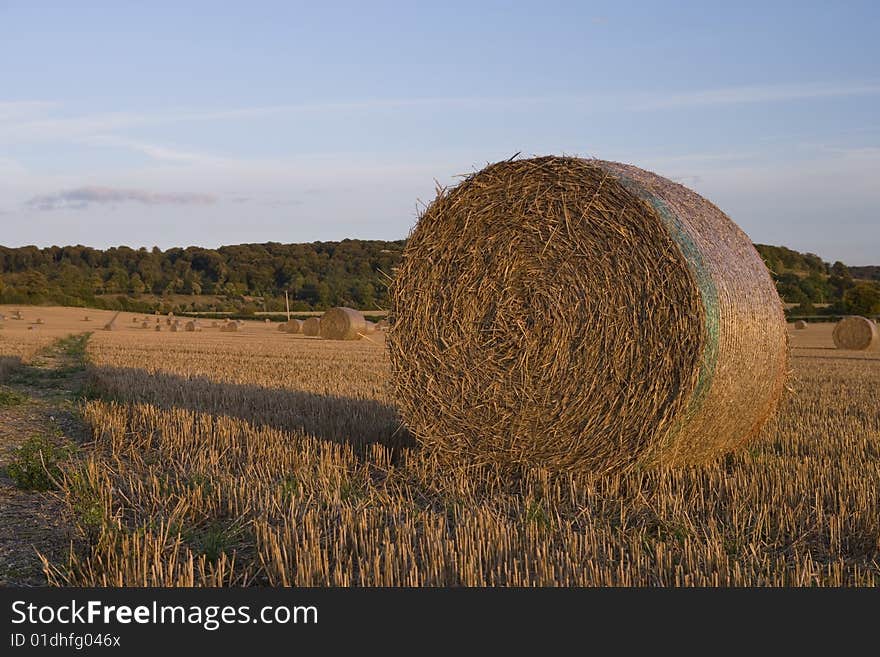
[1,1,878,263]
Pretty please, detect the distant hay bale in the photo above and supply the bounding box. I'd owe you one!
[280,319,303,334]
[141,320,150,328]
[211,321,220,328]
[155,324,162,332]
[301,317,321,336]
[35,318,44,325]
[363,321,377,334]
[103,311,121,331]
[12,310,22,320]
[389,156,788,473]
[185,320,202,332]
[220,322,240,333]
[832,316,878,350]
[132,317,140,323]
[84,316,91,322]
[319,307,366,340]
[265,318,271,324]
[793,320,808,329]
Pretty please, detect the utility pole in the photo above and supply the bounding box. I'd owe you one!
[285,290,291,321]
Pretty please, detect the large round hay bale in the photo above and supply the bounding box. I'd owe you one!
[280,319,302,334]
[141,320,150,329]
[793,320,808,329]
[185,320,202,332]
[169,321,181,332]
[35,318,44,325]
[302,317,321,336]
[389,156,788,473]
[319,307,366,340]
[155,324,162,332]
[832,316,877,350]
[220,321,240,332]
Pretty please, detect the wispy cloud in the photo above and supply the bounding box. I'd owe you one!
[27,186,217,211]
[0,100,57,121]
[633,81,880,110]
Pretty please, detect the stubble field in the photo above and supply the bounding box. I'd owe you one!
[1,305,878,586]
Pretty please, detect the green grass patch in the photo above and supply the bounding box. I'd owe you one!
[0,387,28,407]
[6,435,75,491]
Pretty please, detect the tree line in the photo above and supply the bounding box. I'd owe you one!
[0,240,876,316]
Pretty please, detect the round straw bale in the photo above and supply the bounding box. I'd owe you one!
[35,318,44,325]
[185,320,202,332]
[141,320,150,328]
[169,321,181,332]
[279,319,303,334]
[389,156,788,473]
[832,316,878,350]
[793,320,808,329]
[302,317,321,336]
[84,316,91,321]
[319,307,366,340]
[220,321,240,332]
[155,324,162,332]
[363,321,377,334]
[211,320,220,328]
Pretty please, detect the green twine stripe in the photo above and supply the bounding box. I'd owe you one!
[615,176,720,411]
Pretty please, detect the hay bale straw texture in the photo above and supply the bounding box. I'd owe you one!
[832,316,878,351]
[793,320,808,329]
[320,307,366,340]
[301,317,321,337]
[389,156,788,473]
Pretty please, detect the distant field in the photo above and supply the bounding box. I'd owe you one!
[1,306,878,586]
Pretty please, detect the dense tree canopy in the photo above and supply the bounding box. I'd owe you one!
[0,240,403,313]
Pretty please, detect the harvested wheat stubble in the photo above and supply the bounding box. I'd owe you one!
[320,307,366,340]
[302,317,321,337]
[390,156,788,473]
[794,320,808,329]
[280,319,302,334]
[832,316,878,351]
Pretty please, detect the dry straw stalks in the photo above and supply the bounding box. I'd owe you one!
[389,156,788,473]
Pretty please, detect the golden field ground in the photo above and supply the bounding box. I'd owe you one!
[1,305,878,586]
